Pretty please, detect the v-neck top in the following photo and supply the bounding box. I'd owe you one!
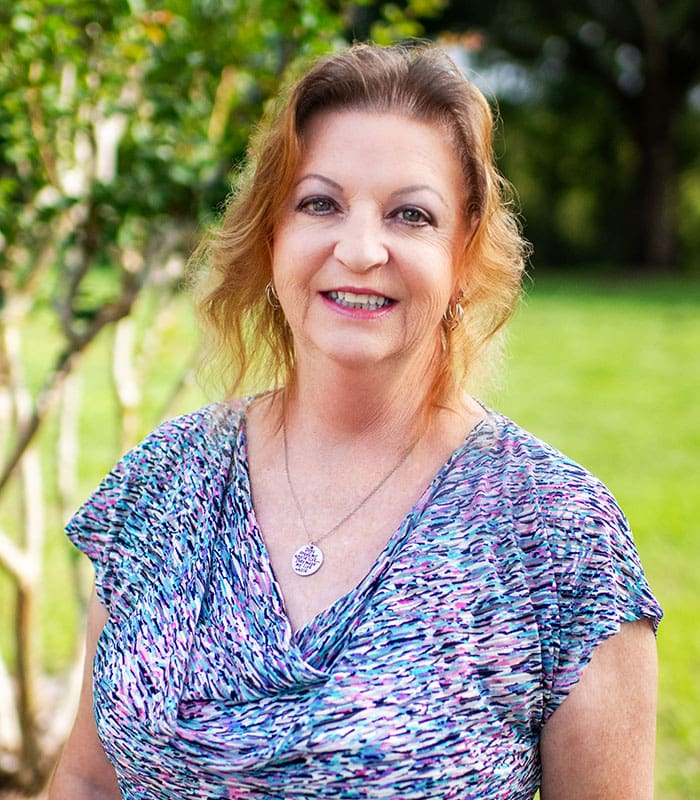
[66,401,662,800]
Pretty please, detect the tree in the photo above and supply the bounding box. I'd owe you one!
[0,1,445,792]
[430,0,700,269]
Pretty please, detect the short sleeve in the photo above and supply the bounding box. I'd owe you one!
[64,409,212,612]
[542,483,662,721]
[66,436,164,611]
[65,403,243,613]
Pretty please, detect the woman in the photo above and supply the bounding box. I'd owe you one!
[50,43,661,799]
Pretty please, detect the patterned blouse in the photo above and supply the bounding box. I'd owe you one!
[67,401,662,800]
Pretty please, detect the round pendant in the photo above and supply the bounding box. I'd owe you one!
[291,543,324,576]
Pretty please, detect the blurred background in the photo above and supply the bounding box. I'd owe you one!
[0,1,698,796]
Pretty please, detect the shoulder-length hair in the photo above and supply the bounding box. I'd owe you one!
[192,42,529,405]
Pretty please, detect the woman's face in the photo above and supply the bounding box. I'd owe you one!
[272,110,470,378]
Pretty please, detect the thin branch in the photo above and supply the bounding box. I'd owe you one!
[56,373,81,525]
[0,277,143,497]
[112,317,141,452]
[8,205,79,310]
[25,76,60,190]
[0,527,37,587]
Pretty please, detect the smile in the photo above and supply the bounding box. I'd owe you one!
[325,290,393,310]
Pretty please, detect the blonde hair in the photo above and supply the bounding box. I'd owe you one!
[193,42,529,404]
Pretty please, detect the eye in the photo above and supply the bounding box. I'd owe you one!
[297,196,337,215]
[394,206,433,226]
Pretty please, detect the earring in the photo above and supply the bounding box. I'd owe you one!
[442,293,464,331]
[265,281,280,309]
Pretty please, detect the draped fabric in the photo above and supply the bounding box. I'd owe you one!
[67,401,662,800]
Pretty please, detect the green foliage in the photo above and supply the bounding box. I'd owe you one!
[677,107,700,270]
[0,0,345,283]
[369,0,447,44]
[428,1,700,270]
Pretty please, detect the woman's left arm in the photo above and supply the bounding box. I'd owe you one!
[539,619,658,800]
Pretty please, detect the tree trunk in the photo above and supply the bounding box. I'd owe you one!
[15,583,42,790]
[639,135,676,269]
[632,0,679,269]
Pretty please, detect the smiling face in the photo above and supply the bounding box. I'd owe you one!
[272,110,470,381]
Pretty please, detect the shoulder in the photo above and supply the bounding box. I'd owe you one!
[131,401,245,461]
[65,400,249,611]
[450,411,661,718]
[443,411,658,615]
[102,401,247,484]
[451,411,619,524]
[101,400,251,519]
[66,401,247,539]
[481,413,638,563]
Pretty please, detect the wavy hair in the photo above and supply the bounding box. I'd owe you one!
[192,42,529,404]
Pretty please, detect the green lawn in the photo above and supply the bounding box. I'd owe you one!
[1,271,698,797]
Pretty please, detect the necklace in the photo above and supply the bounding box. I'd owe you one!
[282,419,423,577]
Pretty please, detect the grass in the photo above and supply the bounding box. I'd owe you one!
[1,270,698,797]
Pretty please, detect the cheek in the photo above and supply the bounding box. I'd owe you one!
[408,242,458,306]
[271,244,316,330]
[272,222,325,282]
[272,233,304,292]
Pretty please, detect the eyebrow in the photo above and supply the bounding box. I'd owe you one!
[295,175,448,208]
[390,184,448,209]
[295,174,343,191]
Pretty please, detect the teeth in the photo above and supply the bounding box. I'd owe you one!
[328,290,390,310]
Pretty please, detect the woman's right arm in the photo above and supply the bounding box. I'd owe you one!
[49,590,121,800]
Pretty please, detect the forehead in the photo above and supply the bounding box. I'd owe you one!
[297,110,465,195]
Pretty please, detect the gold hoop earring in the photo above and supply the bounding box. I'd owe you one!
[442,295,464,332]
[265,281,280,309]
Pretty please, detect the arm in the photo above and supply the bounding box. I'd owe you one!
[49,590,121,800]
[539,619,658,800]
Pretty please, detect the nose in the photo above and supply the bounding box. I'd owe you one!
[333,211,389,271]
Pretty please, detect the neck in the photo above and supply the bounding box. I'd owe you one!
[285,353,442,445]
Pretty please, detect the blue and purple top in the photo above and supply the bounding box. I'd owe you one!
[67,401,662,799]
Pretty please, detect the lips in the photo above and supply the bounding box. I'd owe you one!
[324,290,393,310]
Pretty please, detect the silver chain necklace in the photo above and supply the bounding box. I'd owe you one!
[282,419,423,577]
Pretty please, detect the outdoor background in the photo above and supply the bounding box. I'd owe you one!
[1,1,698,797]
